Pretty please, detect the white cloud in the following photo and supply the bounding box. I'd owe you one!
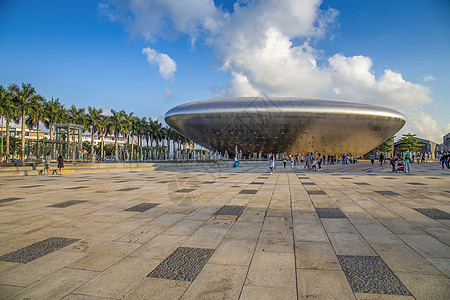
[97,2,118,22]
[142,47,177,79]
[104,0,443,142]
[398,108,448,143]
[423,74,435,82]
[100,0,221,44]
[163,87,175,100]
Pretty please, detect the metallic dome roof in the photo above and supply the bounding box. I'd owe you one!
[165,97,406,156]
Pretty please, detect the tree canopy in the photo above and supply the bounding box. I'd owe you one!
[398,133,423,152]
[377,136,395,153]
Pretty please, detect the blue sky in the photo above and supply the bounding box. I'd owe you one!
[1,0,449,142]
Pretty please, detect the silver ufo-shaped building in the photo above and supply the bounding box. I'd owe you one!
[164,97,406,156]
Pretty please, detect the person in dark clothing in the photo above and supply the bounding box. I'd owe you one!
[57,155,65,175]
[441,152,449,169]
[390,156,398,172]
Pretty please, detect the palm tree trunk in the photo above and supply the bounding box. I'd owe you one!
[168,138,171,159]
[146,134,149,160]
[130,134,134,161]
[150,133,154,160]
[35,122,40,159]
[126,134,129,161]
[50,124,54,140]
[114,132,119,161]
[156,139,159,159]
[6,118,10,160]
[91,131,95,161]
[1,116,4,162]
[21,111,25,161]
[100,132,104,160]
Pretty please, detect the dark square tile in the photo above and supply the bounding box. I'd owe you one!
[250,182,264,185]
[215,205,245,216]
[257,177,267,179]
[48,200,86,208]
[413,208,450,220]
[65,186,88,190]
[383,177,397,179]
[158,181,170,184]
[75,179,90,182]
[176,189,196,193]
[316,207,346,218]
[354,182,370,186]
[302,182,316,185]
[20,185,43,189]
[426,177,442,179]
[124,203,160,212]
[375,191,399,196]
[307,190,326,195]
[406,182,426,186]
[340,177,353,179]
[148,247,214,281]
[116,187,140,192]
[202,181,216,184]
[114,180,129,183]
[0,237,80,264]
[0,197,23,204]
[239,189,258,195]
[231,185,241,188]
[298,176,309,179]
[338,255,411,296]
[218,177,228,179]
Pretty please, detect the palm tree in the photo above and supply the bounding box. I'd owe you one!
[9,83,42,161]
[109,109,127,161]
[144,119,152,160]
[87,106,103,161]
[97,115,109,160]
[148,118,156,160]
[152,119,162,159]
[137,117,147,160]
[25,95,45,141]
[43,98,65,140]
[126,113,136,160]
[68,105,88,134]
[0,85,16,161]
[162,127,170,159]
[166,127,175,159]
[0,86,4,161]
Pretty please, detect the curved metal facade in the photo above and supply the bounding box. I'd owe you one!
[164,97,406,156]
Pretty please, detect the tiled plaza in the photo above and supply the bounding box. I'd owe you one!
[0,162,449,299]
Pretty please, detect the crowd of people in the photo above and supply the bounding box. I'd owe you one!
[267,151,450,174]
[269,153,358,173]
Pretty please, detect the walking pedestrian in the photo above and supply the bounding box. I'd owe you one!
[269,155,275,173]
[404,151,411,173]
[43,152,50,175]
[57,154,65,175]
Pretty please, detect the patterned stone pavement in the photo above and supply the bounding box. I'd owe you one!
[0,161,449,299]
